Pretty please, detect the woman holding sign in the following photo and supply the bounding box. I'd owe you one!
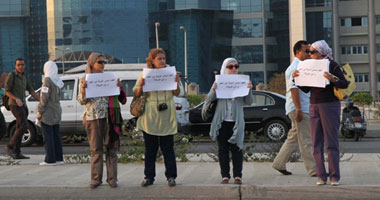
[133,48,180,187]
[205,58,253,185]
[78,52,123,188]
[293,40,348,186]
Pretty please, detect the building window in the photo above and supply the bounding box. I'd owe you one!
[376,16,380,25]
[233,18,262,38]
[305,0,332,7]
[377,45,380,53]
[221,0,262,13]
[342,45,367,55]
[341,17,368,27]
[355,74,369,83]
[232,45,263,64]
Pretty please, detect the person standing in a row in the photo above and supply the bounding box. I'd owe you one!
[78,52,123,188]
[206,58,253,185]
[4,58,40,159]
[133,48,180,187]
[294,40,348,186]
[37,61,64,166]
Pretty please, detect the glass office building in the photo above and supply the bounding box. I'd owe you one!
[149,9,233,92]
[0,0,29,74]
[47,0,149,70]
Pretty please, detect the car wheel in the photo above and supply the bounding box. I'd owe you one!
[264,120,288,141]
[9,121,36,147]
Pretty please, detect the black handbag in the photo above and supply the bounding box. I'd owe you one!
[201,99,217,122]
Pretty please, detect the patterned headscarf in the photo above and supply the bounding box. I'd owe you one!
[86,52,103,74]
[220,58,238,75]
[44,61,64,88]
[311,40,333,60]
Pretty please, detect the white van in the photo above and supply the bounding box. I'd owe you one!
[1,64,189,146]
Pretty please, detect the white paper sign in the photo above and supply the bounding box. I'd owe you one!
[215,74,250,99]
[294,59,330,88]
[142,67,177,92]
[85,72,120,98]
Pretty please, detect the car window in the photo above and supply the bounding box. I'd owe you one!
[121,80,136,97]
[60,80,75,100]
[251,94,274,106]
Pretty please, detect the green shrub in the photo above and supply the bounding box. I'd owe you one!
[188,94,202,108]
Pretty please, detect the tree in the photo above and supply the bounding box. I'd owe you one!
[267,72,286,96]
[351,92,373,119]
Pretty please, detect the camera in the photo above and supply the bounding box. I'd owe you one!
[157,103,168,111]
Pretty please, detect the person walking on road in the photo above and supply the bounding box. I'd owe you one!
[78,52,123,188]
[205,58,253,185]
[293,40,348,186]
[272,40,316,177]
[37,61,65,166]
[4,58,40,159]
[133,48,180,187]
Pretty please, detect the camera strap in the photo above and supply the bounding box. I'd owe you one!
[156,91,167,104]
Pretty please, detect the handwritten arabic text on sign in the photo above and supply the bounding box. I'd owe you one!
[215,74,250,99]
[85,72,120,98]
[143,66,177,92]
[294,59,330,88]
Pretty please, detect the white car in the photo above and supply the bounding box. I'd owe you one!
[1,64,189,146]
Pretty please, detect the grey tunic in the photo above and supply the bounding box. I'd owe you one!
[206,89,254,150]
[37,77,62,126]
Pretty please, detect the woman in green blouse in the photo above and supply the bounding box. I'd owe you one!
[133,48,180,187]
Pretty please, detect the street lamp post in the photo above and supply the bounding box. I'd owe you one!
[55,47,70,74]
[180,26,187,94]
[155,22,160,49]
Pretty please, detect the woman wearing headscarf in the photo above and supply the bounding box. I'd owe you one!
[205,58,253,185]
[37,61,64,166]
[78,52,123,188]
[293,40,348,186]
[133,48,180,187]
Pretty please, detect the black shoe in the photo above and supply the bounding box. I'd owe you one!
[276,169,292,175]
[168,178,176,187]
[14,154,30,159]
[141,179,154,187]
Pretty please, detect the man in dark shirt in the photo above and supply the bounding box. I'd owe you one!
[4,58,40,159]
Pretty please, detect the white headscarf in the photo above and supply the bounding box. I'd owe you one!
[220,58,238,75]
[311,40,333,60]
[44,61,64,89]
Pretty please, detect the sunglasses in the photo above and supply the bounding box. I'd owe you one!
[226,64,239,69]
[97,60,106,65]
[306,49,318,54]
[16,64,25,66]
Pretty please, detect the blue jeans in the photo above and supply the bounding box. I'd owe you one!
[42,123,63,163]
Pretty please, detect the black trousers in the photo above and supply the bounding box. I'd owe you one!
[217,121,243,179]
[9,105,28,154]
[143,132,177,181]
[41,123,63,163]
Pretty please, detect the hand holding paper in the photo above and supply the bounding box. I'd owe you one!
[294,59,330,88]
[215,74,250,99]
[85,72,120,98]
[142,66,177,92]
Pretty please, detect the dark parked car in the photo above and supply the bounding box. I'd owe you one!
[182,90,291,141]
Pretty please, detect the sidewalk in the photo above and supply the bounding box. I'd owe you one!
[1,153,380,199]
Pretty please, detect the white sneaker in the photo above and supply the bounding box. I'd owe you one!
[330,181,340,186]
[39,162,56,166]
[56,161,65,165]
